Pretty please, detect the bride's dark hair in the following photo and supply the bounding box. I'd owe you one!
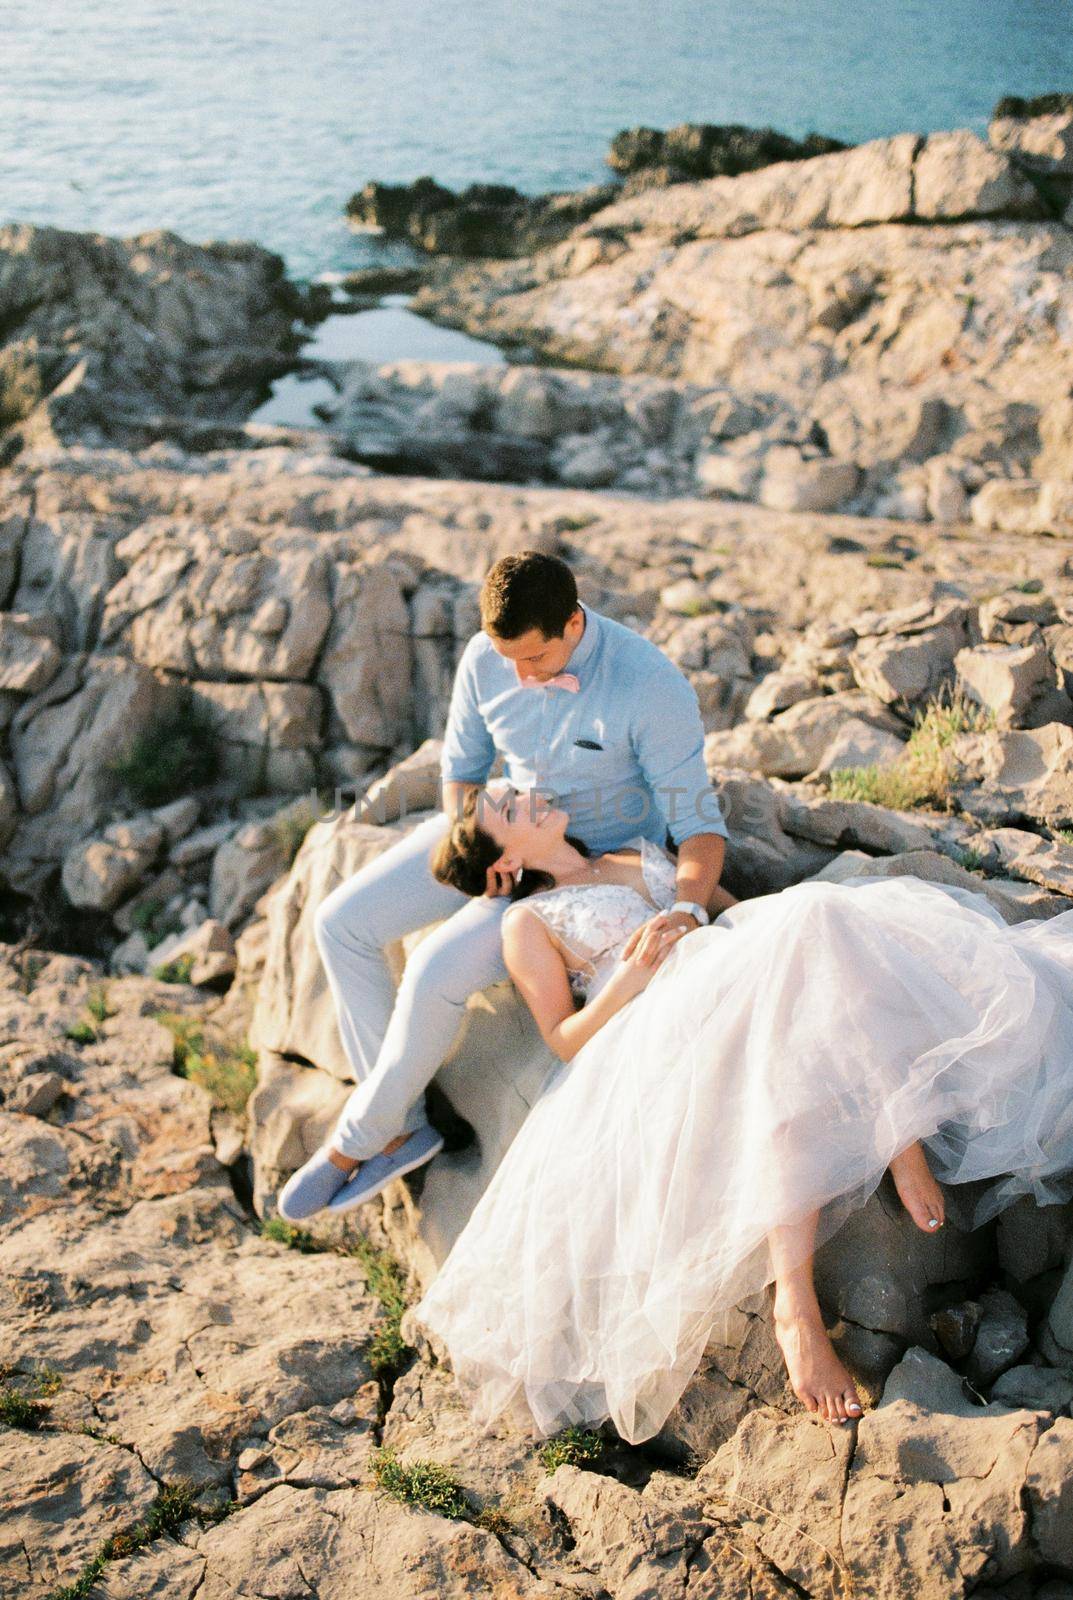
[431,787,591,901]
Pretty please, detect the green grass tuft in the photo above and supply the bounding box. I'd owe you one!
[155,1011,257,1114]
[107,690,220,808]
[64,1020,98,1045]
[0,1384,48,1430]
[151,952,196,986]
[371,1447,472,1520]
[86,982,114,1023]
[826,689,994,813]
[260,1216,321,1252]
[538,1424,606,1473]
[350,1235,411,1375]
[269,796,324,868]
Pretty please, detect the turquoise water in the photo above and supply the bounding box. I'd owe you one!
[4,0,1072,283]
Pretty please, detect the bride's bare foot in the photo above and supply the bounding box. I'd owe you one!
[327,1131,412,1175]
[774,1291,863,1425]
[889,1142,945,1233]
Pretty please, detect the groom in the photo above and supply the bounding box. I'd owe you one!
[278,550,730,1220]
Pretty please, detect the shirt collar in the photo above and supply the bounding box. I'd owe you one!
[563,603,599,678]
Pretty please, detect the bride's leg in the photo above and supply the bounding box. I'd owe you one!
[888,1141,945,1233]
[770,1213,863,1426]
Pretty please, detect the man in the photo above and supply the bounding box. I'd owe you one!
[278,550,729,1220]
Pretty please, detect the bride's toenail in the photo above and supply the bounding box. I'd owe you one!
[927,1218,939,1229]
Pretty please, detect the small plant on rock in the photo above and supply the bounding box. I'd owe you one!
[155,1011,257,1113]
[0,1383,48,1430]
[826,689,994,813]
[64,1020,98,1045]
[151,952,196,985]
[371,1447,472,1520]
[538,1424,606,1473]
[86,982,114,1023]
[108,690,220,807]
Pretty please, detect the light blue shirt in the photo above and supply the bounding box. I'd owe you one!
[440,604,728,855]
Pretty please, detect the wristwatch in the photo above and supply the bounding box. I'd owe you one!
[671,900,710,926]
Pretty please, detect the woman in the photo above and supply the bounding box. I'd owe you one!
[410,784,1073,1444]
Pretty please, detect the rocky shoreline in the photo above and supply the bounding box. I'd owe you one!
[4,98,1073,1600]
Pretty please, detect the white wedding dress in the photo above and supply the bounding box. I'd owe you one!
[412,838,1073,1444]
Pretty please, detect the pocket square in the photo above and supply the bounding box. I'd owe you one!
[575,737,604,750]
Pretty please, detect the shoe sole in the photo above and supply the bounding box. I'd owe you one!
[328,1138,445,1214]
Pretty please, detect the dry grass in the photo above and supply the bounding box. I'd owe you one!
[826,689,994,812]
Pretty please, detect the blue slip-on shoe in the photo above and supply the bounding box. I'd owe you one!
[326,1123,445,1215]
[277,1145,352,1222]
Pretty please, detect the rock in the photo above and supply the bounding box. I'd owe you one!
[0,220,305,451]
[249,813,406,1080]
[61,835,157,912]
[4,654,181,894]
[345,172,617,258]
[991,1365,1073,1414]
[849,599,974,712]
[971,480,1048,535]
[543,1463,777,1600]
[208,796,320,928]
[757,449,860,513]
[990,108,1073,176]
[170,820,240,867]
[841,1347,1043,1597]
[147,919,237,986]
[0,610,62,693]
[708,767,836,895]
[997,1196,1073,1283]
[1042,1251,1073,1365]
[4,1067,67,1116]
[354,738,444,825]
[190,680,323,792]
[988,827,1073,895]
[926,458,970,523]
[0,1430,159,1598]
[698,1408,854,1595]
[809,718,906,776]
[955,641,1057,728]
[705,693,902,779]
[966,1289,1031,1387]
[931,1300,982,1362]
[150,795,201,844]
[606,121,849,181]
[913,131,1046,220]
[193,1479,562,1598]
[953,728,1073,831]
[744,670,820,721]
[781,794,936,854]
[245,1051,350,1216]
[1025,1417,1073,1569]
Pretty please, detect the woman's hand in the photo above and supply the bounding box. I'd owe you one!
[607,920,679,1002]
[621,909,697,963]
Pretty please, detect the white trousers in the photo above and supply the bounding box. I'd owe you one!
[313,812,510,1159]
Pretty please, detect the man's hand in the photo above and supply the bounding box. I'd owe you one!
[621,909,698,964]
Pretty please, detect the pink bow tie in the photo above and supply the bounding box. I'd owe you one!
[520,672,580,693]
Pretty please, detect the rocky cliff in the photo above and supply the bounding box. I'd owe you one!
[4,102,1073,1600]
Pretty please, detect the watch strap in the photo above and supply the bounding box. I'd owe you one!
[671,899,709,926]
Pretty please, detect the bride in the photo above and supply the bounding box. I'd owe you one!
[409,782,1073,1445]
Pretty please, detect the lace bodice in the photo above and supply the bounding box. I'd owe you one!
[504,835,679,1004]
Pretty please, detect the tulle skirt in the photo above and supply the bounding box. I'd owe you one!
[411,876,1073,1444]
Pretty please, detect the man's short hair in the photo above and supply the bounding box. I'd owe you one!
[479,551,579,640]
